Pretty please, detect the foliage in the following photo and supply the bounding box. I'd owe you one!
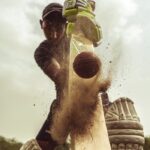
[144,136,150,150]
[0,136,22,150]
[0,135,150,150]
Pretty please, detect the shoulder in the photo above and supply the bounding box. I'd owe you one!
[34,40,52,56]
[34,40,53,64]
[36,40,51,51]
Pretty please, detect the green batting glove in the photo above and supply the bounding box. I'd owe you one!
[63,0,102,46]
[63,0,89,22]
[63,0,90,38]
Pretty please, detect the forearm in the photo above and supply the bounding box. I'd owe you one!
[42,58,61,82]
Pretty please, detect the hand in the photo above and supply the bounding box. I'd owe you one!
[20,139,41,150]
[76,0,89,9]
[76,0,96,11]
[63,0,94,12]
[63,0,102,46]
[55,68,68,86]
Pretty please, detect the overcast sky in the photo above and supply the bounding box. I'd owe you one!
[0,0,150,142]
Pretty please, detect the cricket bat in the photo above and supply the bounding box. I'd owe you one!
[67,13,111,150]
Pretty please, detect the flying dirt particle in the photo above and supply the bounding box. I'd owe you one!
[33,104,36,107]
[109,61,112,64]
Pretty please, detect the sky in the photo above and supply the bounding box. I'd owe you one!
[0,0,150,142]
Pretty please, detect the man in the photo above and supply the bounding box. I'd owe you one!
[20,0,103,149]
[20,3,70,150]
[34,3,70,150]
[20,1,100,150]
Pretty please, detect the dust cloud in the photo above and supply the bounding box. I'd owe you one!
[49,37,111,144]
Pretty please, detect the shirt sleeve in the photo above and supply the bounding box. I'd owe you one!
[34,40,60,82]
[34,40,52,71]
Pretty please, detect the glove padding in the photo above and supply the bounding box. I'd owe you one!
[63,0,89,10]
[63,0,102,46]
[20,139,41,150]
[63,0,93,22]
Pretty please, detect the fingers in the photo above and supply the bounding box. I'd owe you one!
[76,0,88,8]
[63,0,76,9]
[64,0,88,10]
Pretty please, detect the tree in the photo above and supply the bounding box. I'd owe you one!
[0,136,22,150]
[144,136,150,150]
